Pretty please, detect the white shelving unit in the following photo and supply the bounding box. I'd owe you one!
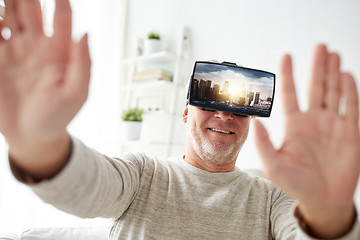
[120,27,191,157]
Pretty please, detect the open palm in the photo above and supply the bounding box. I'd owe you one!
[267,107,360,207]
[0,0,90,146]
[255,45,360,235]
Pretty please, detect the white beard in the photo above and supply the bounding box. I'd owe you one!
[186,108,244,165]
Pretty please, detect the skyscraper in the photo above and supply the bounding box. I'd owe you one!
[254,92,260,104]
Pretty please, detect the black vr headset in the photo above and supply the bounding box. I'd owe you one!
[187,61,276,117]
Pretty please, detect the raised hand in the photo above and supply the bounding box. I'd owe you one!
[254,44,360,238]
[0,0,91,178]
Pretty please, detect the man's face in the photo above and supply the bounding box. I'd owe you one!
[183,105,251,165]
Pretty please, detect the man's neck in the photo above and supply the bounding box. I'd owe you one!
[183,153,237,173]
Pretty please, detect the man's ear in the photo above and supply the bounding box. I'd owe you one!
[183,106,189,123]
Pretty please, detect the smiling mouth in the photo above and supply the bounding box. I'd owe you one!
[208,128,235,134]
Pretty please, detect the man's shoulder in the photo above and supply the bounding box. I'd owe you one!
[113,152,181,174]
[237,168,285,199]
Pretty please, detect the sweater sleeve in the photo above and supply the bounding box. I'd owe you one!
[12,136,144,219]
[270,188,360,239]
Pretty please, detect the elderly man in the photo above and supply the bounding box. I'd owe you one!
[0,0,359,239]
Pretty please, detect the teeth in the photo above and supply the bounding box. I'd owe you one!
[210,128,231,134]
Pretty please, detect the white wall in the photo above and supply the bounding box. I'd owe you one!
[123,0,360,207]
[1,0,360,234]
[124,0,360,169]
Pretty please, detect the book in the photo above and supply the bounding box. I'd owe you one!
[133,69,173,82]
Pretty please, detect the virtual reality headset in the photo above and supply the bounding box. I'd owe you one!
[187,61,276,117]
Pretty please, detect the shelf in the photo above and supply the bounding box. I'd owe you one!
[120,27,190,157]
[121,80,174,91]
[122,51,177,65]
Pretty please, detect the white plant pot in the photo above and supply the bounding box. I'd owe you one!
[143,39,163,55]
[121,121,142,141]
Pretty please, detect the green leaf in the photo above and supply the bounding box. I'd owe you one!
[148,31,160,40]
[121,107,144,121]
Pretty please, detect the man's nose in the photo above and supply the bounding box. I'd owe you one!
[214,111,234,120]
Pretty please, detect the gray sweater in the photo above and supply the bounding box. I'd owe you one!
[22,137,359,239]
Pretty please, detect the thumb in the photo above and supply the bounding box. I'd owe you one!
[253,119,279,178]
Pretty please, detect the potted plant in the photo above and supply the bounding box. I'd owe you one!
[143,31,163,55]
[121,107,144,141]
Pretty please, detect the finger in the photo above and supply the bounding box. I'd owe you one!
[0,20,10,64]
[17,0,43,36]
[281,54,300,115]
[253,119,279,178]
[309,44,328,109]
[341,73,359,125]
[0,20,5,40]
[64,34,91,105]
[4,0,21,33]
[325,53,341,113]
[54,0,72,43]
[0,6,5,18]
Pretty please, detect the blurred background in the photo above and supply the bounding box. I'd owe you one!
[0,0,359,234]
